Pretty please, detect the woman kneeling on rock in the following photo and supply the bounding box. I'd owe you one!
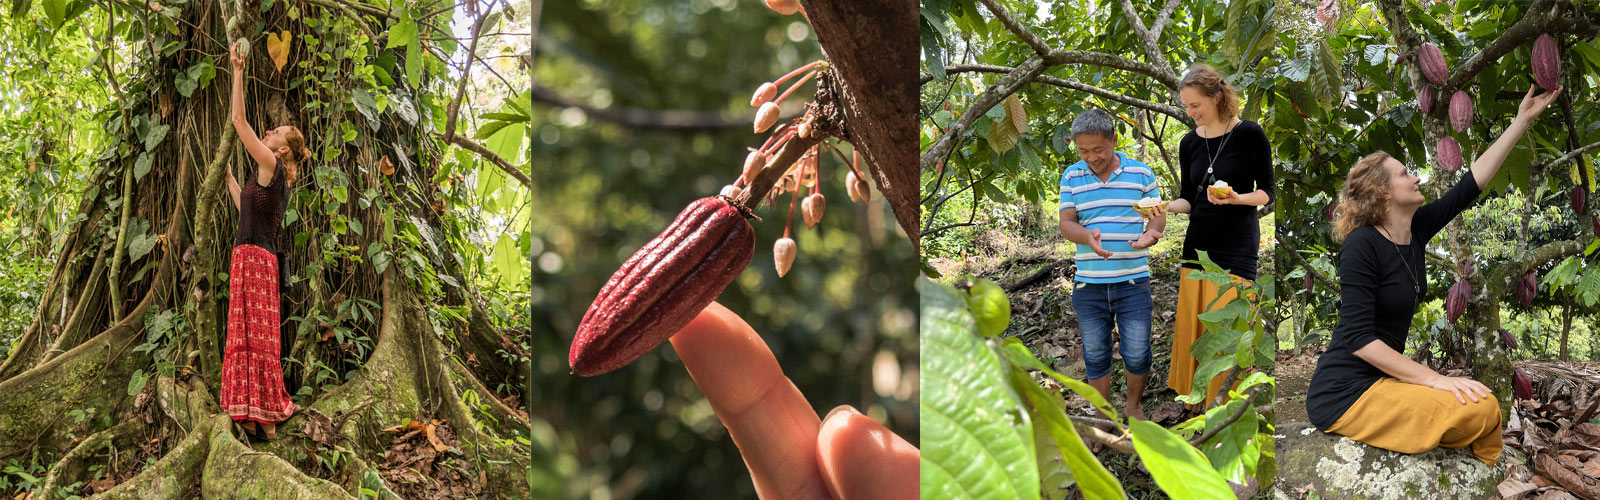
[1305,85,1561,466]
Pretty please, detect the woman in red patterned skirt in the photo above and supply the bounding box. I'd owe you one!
[221,40,311,440]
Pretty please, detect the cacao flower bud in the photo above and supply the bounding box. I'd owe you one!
[751,82,777,107]
[720,184,743,199]
[1532,34,1560,91]
[1513,367,1533,400]
[1437,136,1462,173]
[569,197,755,376]
[774,237,797,277]
[742,150,766,186]
[1517,271,1538,308]
[1419,84,1435,113]
[1449,91,1473,133]
[798,119,812,139]
[801,193,825,228]
[754,102,780,133]
[847,170,871,203]
[1573,185,1587,214]
[1446,279,1470,322]
[1498,328,1518,350]
[765,0,799,15]
[1419,42,1448,87]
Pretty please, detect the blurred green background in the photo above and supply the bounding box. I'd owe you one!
[531,0,920,497]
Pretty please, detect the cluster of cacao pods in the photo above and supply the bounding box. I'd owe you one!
[1516,270,1538,308]
[1446,279,1470,322]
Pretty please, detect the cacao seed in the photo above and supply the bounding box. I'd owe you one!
[1437,136,1463,173]
[1513,367,1533,400]
[1449,91,1473,133]
[1419,42,1448,86]
[569,197,755,376]
[774,237,797,277]
[1499,328,1518,350]
[1517,270,1538,308]
[1532,34,1560,91]
[1446,279,1469,322]
[1419,84,1435,114]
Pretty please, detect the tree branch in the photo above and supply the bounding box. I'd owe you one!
[976,0,1052,57]
[1188,386,1263,447]
[444,4,494,140]
[432,132,531,190]
[531,84,799,130]
[925,64,1186,121]
[920,55,1046,173]
[1284,242,1338,291]
[1546,139,1600,174]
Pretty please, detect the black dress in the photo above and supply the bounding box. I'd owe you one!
[1305,170,1483,430]
[1177,120,1275,281]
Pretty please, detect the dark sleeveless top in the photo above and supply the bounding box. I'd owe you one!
[234,159,286,253]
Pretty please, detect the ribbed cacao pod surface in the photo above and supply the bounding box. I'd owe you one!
[1574,185,1587,214]
[1419,42,1448,86]
[1532,34,1560,91]
[1303,273,1314,293]
[1513,367,1533,400]
[1437,136,1463,173]
[569,196,756,376]
[1498,328,1519,350]
[1446,279,1470,322]
[1419,84,1435,113]
[1517,270,1538,308]
[1449,91,1473,133]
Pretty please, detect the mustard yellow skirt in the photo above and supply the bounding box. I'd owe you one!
[1325,377,1503,466]
[1168,268,1248,405]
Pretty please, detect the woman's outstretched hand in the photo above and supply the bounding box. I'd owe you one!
[230,41,246,73]
[1516,84,1561,124]
[670,302,919,500]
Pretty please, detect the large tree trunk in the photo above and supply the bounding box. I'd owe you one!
[0,0,530,496]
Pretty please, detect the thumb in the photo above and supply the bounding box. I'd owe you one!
[817,406,918,500]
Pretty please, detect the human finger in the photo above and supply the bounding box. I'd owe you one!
[817,406,919,500]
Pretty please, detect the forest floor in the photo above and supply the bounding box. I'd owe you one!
[930,213,1274,500]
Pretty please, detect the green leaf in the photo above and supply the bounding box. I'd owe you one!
[405,37,423,89]
[920,278,1038,500]
[133,153,153,182]
[1010,363,1126,500]
[493,234,525,284]
[1196,399,1259,482]
[997,339,1121,425]
[1130,420,1235,499]
[386,9,415,49]
[144,123,169,150]
[351,88,380,130]
[1577,268,1600,306]
[42,0,65,27]
[486,123,526,163]
[965,279,1010,337]
[127,369,149,396]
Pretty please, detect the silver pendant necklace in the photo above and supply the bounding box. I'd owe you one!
[1200,120,1236,185]
[1377,225,1423,312]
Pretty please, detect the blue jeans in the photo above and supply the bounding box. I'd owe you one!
[1072,277,1153,380]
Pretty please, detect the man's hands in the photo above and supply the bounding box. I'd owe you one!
[1129,229,1162,250]
[1085,228,1113,258]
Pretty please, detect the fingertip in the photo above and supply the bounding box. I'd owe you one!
[818,409,919,500]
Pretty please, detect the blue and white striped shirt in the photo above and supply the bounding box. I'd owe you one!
[1059,152,1159,283]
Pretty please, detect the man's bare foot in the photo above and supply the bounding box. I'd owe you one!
[1125,405,1146,422]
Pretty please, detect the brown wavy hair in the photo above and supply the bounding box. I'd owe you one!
[1334,152,1395,242]
[1180,64,1240,121]
[278,126,311,184]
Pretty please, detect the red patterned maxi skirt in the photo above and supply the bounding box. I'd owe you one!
[220,244,296,424]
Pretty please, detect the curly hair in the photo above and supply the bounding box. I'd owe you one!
[1180,64,1240,122]
[1333,152,1395,242]
[279,126,311,184]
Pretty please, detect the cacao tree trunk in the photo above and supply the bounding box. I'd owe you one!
[0,0,531,496]
[1560,295,1572,361]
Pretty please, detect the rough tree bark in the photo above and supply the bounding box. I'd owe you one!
[0,0,531,496]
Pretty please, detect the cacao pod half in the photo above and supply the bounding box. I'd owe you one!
[1419,42,1448,86]
[1437,136,1463,173]
[1532,34,1560,91]
[569,197,756,376]
[1449,91,1473,133]
[1498,328,1519,350]
[1419,84,1435,114]
[1513,367,1533,400]
[1517,270,1538,308]
[1446,279,1470,322]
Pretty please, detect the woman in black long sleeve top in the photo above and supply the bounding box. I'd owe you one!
[1305,85,1562,466]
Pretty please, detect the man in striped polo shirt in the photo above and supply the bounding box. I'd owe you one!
[1058,108,1166,421]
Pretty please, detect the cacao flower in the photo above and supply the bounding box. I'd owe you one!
[569,197,755,376]
[751,82,777,107]
[1513,367,1533,400]
[1517,271,1538,308]
[754,102,780,133]
[1532,34,1560,91]
[1446,279,1470,322]
[720,184,743,199]
[774,237,797,277]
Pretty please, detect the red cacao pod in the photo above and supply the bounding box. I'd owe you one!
[1517,270,1538,308]
[1326,200,1337,222]
[1418,42,1448,86]
[1574,185,1587,214]
[1419,84,1435,113]
[1446,279,1469,322]
[569,197,756,376]
[1437,136,1463,173]
[1449,91,1473,133]
[1498,328,1518,350]
[1303,273,1314,293]
[1592,215,1599,236]
[1532,34,1560,91]
[1513,367,1533,400]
